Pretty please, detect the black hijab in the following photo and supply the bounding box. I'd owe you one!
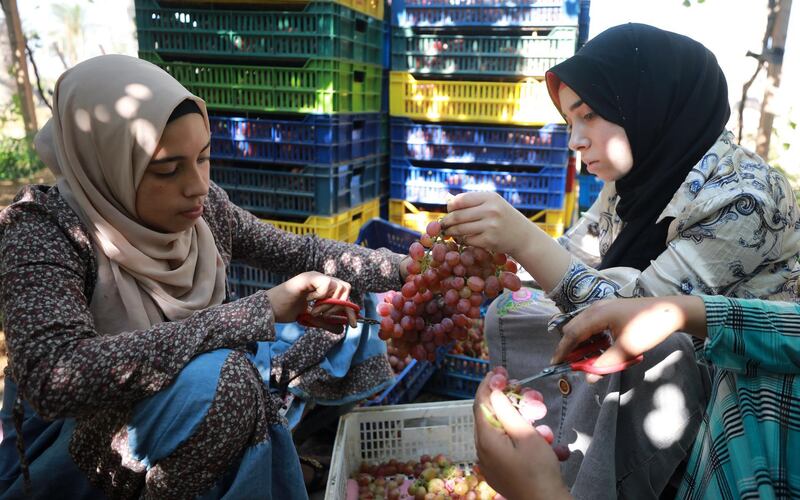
[546,23,730,271]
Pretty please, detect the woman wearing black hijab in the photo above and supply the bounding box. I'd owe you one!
[444,23,800,498]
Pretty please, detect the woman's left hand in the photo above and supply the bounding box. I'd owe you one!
[473,373,571,500]
[442,192,537,256]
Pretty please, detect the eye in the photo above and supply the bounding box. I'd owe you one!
[153,169,177,178]
[198,156,211,164]
[583,111,595,121]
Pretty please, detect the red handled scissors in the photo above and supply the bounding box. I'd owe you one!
[296,298,381,328]
[517,334,643,384]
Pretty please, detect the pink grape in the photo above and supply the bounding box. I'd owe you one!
[521,388,544,403]
[409,242,425,261]
[426,220,442,237]
[553,444,571,461]
[535,425,554,445]
[489,373,508,391]
[518,400,547,422]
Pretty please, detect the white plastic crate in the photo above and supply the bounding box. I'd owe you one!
[325,400,476,499]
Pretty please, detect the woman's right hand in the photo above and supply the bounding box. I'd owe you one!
[553,296,707,382]
[265,271,355,328]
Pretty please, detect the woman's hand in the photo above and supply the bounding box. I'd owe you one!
[473,373,571,500]
[553,296,707,382]
[441,192,536,256]
[266,271,357,331]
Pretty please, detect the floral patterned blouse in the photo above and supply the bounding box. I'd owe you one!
[552,131,800,310]
[0,182,403,421]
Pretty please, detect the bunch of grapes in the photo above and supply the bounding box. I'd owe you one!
[449,319,489,359]
[350,454,505,500]
[378,221,521,362]
[480,367,570,462]
[387,340,414,375]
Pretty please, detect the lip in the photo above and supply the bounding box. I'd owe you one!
[181,205,204,219]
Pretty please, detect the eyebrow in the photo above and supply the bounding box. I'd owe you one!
[149,140,211,164]
[568,99,585,112]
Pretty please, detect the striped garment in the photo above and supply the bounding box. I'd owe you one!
[678,295,800,499]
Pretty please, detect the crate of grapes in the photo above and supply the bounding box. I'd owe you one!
[325,400,480,499]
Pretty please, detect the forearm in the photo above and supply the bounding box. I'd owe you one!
[511,222,572,293]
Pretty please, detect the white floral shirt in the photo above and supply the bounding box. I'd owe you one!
[551,131,800,311]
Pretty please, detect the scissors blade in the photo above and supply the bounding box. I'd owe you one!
[517,363,574,385]
[358,317,381,326]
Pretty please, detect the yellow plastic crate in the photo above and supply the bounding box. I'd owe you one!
[388,199,565,238]
[263,198,379,243]
[158,0,384,20]
[389,72,565,126]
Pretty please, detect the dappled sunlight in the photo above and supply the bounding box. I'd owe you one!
[115,95,141,119]
[125,83,153,101]
[567,429,592,456]
[130,118,159,155]
[643,384,689,449]
[94,104,111,123]
[643,349,684,382]
[74,108,92,132]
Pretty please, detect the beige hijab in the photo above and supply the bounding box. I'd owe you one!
[34,54,226,334]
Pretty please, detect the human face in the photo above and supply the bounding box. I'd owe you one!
[136,113,211,233]
[558,85,633,182]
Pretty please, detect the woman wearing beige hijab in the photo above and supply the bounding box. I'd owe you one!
[0,54,407,498]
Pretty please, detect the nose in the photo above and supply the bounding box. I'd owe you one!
[183,162,210,200]
[568,124,590,152]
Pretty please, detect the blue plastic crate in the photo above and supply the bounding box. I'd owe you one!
[392,0,579,27]
[363,357,435,406]
[391,118,569,168]
[211,155,382,218]
[210,113,386,166]
[355,218,420,254]
[227,261,285,298]
[425,349,490,400]
[390,158,566,211]
[578,174,603,209]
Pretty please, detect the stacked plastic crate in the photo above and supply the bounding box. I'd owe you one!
[384,0,581,398]
[134,0,387,297]
[386,0,580,239]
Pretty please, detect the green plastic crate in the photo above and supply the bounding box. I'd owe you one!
[135,0,384,66]
[140,52,382,114]
[392,27,577,77]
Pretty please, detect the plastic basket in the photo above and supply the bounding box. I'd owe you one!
[391,0,578,27]
[158,0,384,20]
[362,358,435,406]
[325,400,476,500]
[578,174,604,210]
[211,155,381,218]
[140,52,382,114]
[391,118,568,168]
[389,71,564,126]
[426,350,489,399]
[388,198,566,237]
[355,218,421,254]
[390,158,566,211]
[391,27,577,77]
[135,0,383,65]
[210,113,386,166]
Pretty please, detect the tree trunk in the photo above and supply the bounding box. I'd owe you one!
[757,0,793,159]
[1,0,37,136]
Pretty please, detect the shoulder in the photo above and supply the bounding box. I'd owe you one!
[666,132,794,222]
[201,181,235,259]
[0,184,96,289]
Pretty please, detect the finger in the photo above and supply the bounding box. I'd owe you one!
[441,218,489,239]
[489,389,537,441]
[346,307,357,328]
[446,192,490,213]
[306,276,334,302]
[473,373,495,423]
[552,307,608,364]
[441,204,485,233]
